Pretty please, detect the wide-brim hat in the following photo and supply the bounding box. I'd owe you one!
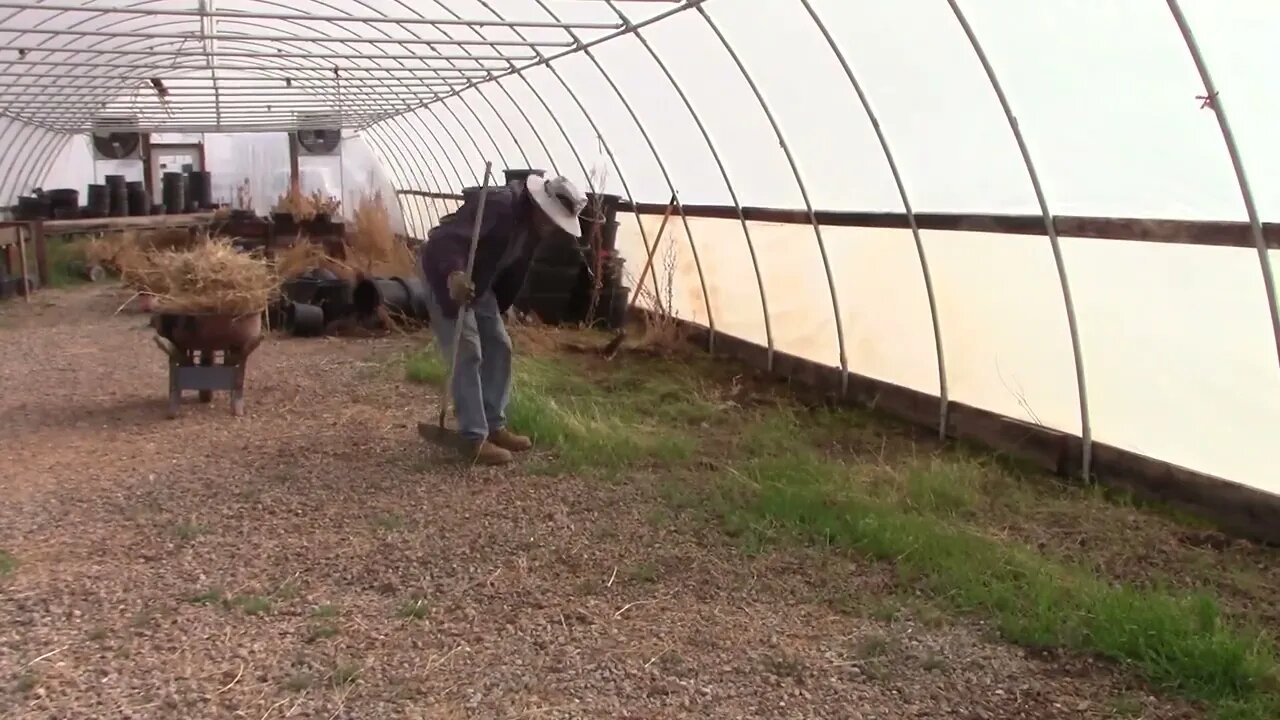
[526,174,588,237]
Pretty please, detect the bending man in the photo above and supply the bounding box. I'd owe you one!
[419,174,588,465]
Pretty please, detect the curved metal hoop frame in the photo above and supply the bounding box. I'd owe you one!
[947,0,1092,479]
[799,0,950,439]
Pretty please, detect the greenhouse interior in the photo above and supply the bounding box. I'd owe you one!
[1,1,1278,718]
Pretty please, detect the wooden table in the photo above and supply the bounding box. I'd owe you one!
[0,221,43,291]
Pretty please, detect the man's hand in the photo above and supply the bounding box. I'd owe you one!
[447,270,475,305]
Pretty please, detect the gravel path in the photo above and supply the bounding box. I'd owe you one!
[0,287,1197,719]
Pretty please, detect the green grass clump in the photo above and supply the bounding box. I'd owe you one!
[403,344,1280,719]
[405,349,448,386]
[0,549,16,576]
[405,349,697,472]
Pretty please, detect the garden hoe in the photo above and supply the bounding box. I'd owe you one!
[417,161,494,448]
[601,192,677,359]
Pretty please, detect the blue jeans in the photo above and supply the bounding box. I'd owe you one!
[424,284,513,443]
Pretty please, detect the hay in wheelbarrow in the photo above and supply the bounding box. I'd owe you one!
[119,236,281,316]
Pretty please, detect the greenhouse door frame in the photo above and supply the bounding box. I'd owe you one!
[146,141,207,199]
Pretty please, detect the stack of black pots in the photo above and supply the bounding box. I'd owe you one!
[47,188,80,220]
[186,170,212,212]
[13,193,49,220]
[161,172,186,215]
[105,174,128,217]
[85,184,110,218]
[126,181,149,216]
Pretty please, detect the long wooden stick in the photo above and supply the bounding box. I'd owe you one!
[17,227,30,303]
[438,161,494,430]
[626,192,678,316]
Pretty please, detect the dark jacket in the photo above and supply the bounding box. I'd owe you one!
[419,184,537,320]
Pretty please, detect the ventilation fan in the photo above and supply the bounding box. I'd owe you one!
[294,128,342,156]
[90,116,142,160]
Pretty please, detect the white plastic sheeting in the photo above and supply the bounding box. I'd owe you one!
[0,1,1276,494]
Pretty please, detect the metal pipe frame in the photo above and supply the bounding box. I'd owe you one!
[4,0,549,210]
[458,1,644,255]
[800,0,950,439]
[370,119,440,229]
[1165,0,1280,367]
[0,26,576,48]
[290,0,519,201]
[413,0,709,113]
[609,0,775,369]
[0,1,624,30]
[363,121,434,233]
[0,58,516,72]
[421,105,480,186]
[0,0,570,133]
[302,0,542,200]
[0,86,470,99]
[947,0,1092,478]
[0,118,60,205]
[0,4,478,134]
[533,0,716,350]
[0,43,415,126]
[456,0,671,306]
[0,73,487,83]
[694,3,850,395]
[0,45,536,62]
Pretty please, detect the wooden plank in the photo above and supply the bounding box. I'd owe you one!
[40,213,215,237]
[31,222,48,287]
[617,200,1280,250]
[395,190,1279,249]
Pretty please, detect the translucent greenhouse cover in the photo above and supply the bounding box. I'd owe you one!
[0,1,1276,496]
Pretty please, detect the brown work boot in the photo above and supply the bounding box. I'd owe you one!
[466,439,514,466]
[488,427,533,452]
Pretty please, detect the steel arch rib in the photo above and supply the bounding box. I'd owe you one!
[0,120,50,203]
[1164,0,1280,368]
[367,116,437,228]
[465,0,666,304]
[800,0,950,439]
[947,0,1092,479]
[376,116,445,229]
[610,0,774,370]
[695,4,850,394]
[364,119,435,232]
[378,120,445,234]
[533,0,716,350]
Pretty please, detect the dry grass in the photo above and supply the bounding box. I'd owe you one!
[347,191,416,278]
[272,191,416,282]
[621,237,688,355]
[119,236,280,316]
[78,228,197,276]
[273,238,357,282]
[272,185,340,221]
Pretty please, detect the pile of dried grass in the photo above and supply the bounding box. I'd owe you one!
[346,190,416,277]
[119,236,279,316]
[273,237,356,281]
[77,227,194,274]
[272,185,341,221]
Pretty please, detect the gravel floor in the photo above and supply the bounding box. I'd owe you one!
[0,287,1198,719]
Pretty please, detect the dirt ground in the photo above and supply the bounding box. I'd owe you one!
[0,286,1198,719]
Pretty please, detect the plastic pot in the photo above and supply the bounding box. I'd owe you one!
[503,168,545,185]
[352,277,408,316]
[280,276,321,305]
[286,301,326,337]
